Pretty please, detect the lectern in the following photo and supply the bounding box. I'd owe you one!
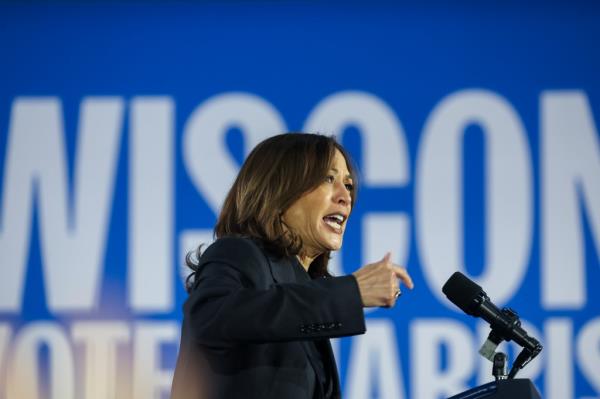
[447,378,541,399]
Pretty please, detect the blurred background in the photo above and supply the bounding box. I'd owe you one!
[1,1,599,398]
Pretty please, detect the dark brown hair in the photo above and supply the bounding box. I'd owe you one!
[186,133,358,290]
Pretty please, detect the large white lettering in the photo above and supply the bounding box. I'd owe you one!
[304,91,409,185]
[1,89,599,399]
[577,317,600,394]
[411,319,475,399]
[72,321,131,399]
[0,324,11,386]
[544,318,573,399]
[345,319,406,399]
[6,322,74,399]
[129,97,174,312]
[417,89,532,308]
[0,317,598,399]
[0,98,123,312]
[182,92,286,214]
[132,322,179,399]
[541,91,600,309]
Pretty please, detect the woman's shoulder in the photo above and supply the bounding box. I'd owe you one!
[199,235,267,268]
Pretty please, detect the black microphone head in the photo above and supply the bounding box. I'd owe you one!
[442,271,486,316]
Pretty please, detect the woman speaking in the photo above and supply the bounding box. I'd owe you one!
[171,133,413,399]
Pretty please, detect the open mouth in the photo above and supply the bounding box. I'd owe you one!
[323,213,346,233]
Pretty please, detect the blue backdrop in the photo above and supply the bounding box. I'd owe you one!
[1,2,599,399]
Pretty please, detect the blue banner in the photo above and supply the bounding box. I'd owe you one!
[1,3,599,399]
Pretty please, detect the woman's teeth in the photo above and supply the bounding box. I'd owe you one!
[324,216,343,231]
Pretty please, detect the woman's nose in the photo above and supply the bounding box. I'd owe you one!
[334,181,351,205]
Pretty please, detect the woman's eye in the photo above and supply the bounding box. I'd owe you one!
[325,175,335,183]
[345,183,354,191]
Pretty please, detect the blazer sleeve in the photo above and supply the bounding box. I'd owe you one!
[183,237,366,346]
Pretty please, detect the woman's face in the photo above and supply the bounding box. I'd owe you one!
[282,149,354,258]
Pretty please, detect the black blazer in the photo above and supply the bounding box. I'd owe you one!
[170,236,366,399]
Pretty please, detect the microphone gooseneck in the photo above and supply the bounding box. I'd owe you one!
[442,271,543,378]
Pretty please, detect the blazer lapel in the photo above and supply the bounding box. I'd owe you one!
[266,255,295,283]
[298,339,340,399]
[322,339,342,398]
[299,340,324,399]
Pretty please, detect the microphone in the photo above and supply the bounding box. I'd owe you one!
[442,272,542,363]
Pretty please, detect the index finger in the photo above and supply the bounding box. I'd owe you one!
[392,266,414,290]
